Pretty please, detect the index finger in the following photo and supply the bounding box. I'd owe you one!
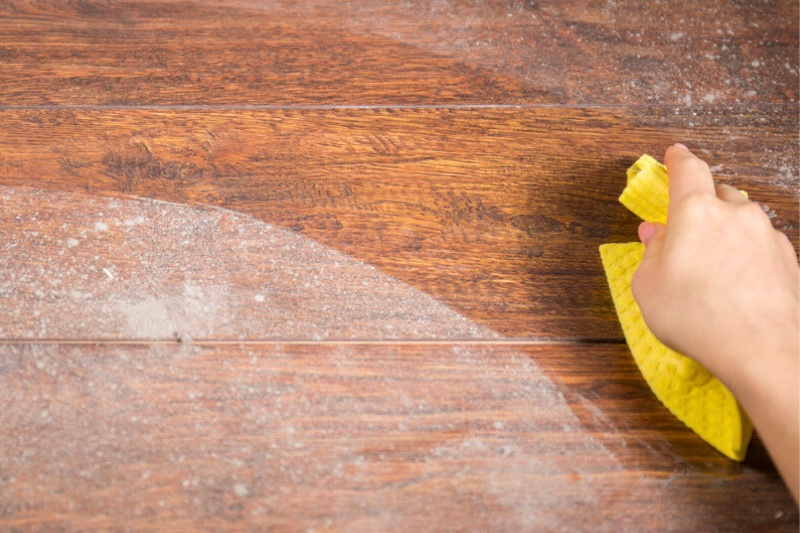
[664,144,717,206]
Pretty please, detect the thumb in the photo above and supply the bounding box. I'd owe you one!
[632,221,666,307]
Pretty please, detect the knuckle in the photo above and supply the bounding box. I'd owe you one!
[684,157,711,175]
[679,193,716,218]
[714,183,735,196]
[742,201,770,223]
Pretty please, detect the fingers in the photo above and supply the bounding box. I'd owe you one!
[715,183,749,204]
[632,222,666,310]
[632,220,668,319]
[664,144,717,205]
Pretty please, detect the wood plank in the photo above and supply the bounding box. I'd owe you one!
[0,342,795,531]
[0,107,796,339]
[3,3,796,532]
[0,0,796,106]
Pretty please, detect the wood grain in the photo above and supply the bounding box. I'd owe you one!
[0,107,796,339]
[0,0,796,106]
[1,0,798,529]
[0,343,796,532]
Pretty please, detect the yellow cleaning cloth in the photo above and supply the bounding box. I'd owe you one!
[599,155,753,461]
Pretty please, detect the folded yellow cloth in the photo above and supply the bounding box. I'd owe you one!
[599,155,753,461]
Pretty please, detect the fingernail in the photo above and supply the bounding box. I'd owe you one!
[673,143,689,150]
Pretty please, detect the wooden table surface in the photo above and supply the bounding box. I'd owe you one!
[1,1,798,531]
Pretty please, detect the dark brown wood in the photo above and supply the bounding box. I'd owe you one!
[0,0,796,106]
[0,107,796,339]
[0,343,795,531]
[1,0,797,529]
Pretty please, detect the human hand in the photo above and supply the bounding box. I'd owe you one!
[631,143,799,501]
[632,144,798,381]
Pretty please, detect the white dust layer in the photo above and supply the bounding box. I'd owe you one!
[0,185,495,340]
[0,343,626,530]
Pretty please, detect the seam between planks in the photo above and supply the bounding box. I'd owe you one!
[0,103,794,111]
[0,338,626,346]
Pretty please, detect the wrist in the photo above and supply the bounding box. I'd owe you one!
[718,312,799,411]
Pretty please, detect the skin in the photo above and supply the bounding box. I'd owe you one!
[632,144,799,503]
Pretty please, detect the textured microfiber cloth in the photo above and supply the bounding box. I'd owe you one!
[599,155,753,461]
